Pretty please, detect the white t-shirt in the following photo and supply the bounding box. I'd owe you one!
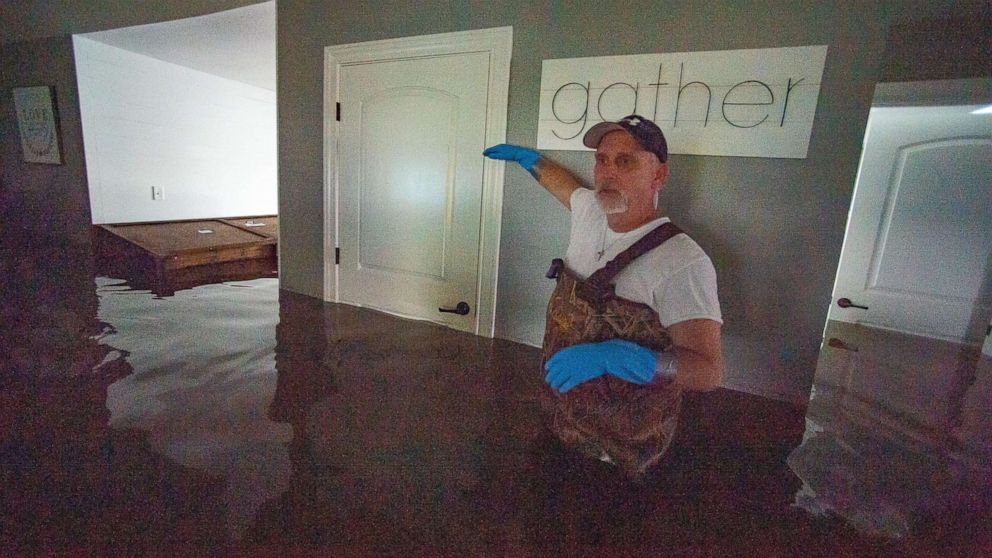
[565,188,723,327]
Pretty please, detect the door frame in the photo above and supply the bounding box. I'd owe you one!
[824,77,992,343]
[323,27,512,337]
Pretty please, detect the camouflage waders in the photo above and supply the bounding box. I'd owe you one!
[541,223,685,477]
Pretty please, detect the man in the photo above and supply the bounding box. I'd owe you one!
[484,115,723,475]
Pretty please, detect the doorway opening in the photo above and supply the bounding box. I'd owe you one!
[826,80,992,337]
[72,2,277,294]
[788,77,992,539]
[820,79,991,429]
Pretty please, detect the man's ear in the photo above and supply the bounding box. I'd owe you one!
[653,162,669,190]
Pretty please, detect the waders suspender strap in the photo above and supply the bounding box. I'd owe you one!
[574,222,684,304]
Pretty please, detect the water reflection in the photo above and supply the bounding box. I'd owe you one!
[94,277,292,540]
[263,294,551,550]
[3,245,988,555]
[788,323,991,542]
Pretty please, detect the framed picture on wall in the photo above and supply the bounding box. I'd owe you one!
[12,85,63,165]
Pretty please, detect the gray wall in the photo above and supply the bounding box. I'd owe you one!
[1,0,989,403]
[0,0,264,44]
[277,0,894,402]
[0,37,90,249]
[881,8,991,82]
[0,0,265,251]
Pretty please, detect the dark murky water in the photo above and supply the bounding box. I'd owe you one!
[1,246,988,556]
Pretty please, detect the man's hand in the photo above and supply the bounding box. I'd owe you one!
[484,144,580,208]
[483,144,541,172]
[544,339,657,393]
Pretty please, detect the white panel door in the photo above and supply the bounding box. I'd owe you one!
[830,105,992,342]
[337,52,490,330]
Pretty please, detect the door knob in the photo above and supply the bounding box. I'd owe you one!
[837,297,868,310]
[439,301,470,315]
[827,337,859,352]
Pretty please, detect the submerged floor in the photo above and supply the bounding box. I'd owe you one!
[1,246,988,556]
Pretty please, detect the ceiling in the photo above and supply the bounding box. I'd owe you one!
[78,1,274,91]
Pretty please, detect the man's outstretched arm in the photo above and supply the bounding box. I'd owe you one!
[484,144,580,209]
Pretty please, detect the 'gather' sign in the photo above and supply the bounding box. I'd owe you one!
[537,45,828,159]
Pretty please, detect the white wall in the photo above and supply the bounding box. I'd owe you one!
[74,36,276,224]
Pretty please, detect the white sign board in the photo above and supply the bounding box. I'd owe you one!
[538,45,828,159]
[13,86,63,165]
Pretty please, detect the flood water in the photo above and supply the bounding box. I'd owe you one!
[1,246,988,556]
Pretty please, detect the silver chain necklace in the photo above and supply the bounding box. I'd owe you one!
[596,225,632,261]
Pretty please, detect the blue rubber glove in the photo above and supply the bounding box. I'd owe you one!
[483,144,541,172]
[544,339,657,393]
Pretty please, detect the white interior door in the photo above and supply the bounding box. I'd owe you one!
[327,28,512,334]
[829,104,992,343]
